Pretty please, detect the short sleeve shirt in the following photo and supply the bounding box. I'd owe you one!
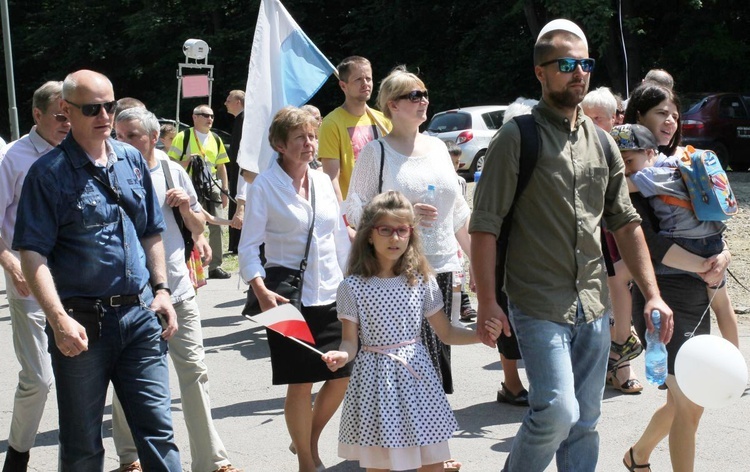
[13,135,165,300]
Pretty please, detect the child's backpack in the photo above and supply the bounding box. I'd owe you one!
[667,145,739,221]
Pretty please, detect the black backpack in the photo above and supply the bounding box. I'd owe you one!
[494,114,615,311]
[181,128,223,209]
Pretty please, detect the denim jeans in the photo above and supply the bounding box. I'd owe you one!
[47,291,181,471]
[502,300,609,472]
[112,296,230,471]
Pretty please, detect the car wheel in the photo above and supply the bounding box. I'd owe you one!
[711,142,731,170]
[471,150,486,175]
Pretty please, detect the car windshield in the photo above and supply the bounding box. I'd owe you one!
[426,112,471,132]
[482,110,505,130]
[681,94,711,114]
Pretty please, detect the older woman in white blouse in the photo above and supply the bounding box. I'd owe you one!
[345,67,472,395]
[239,106,351,472]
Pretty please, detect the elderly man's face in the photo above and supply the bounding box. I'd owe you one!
[61,74,115,144]
[115,119,155,158]
[35,99,70,146]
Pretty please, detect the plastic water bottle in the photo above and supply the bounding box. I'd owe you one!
[645,310,668,385]
[421,185,437,246]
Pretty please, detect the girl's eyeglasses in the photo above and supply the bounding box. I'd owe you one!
[373,225,413,238]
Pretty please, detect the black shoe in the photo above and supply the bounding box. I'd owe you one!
[496,382,529,406]
[3,446,30,472]
[208,268,231,279]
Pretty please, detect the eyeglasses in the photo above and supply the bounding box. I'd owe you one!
[53,113,69,123]
[538,57,596,73]
[373,225,413,238]
[64,100,117,117]
[396,90,429,103]
[196,113,214,119]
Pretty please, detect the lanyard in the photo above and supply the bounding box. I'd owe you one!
[192,130,206,158]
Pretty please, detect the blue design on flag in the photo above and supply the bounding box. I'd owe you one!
[280,29,333,106]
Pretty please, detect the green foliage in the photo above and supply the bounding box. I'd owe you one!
[2,0,750,140]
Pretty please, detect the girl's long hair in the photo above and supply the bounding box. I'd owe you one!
[347,191,433,285]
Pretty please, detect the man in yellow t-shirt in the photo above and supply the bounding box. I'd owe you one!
[319,56,391,202]
[168,105,231,279]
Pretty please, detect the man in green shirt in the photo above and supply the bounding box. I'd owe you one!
[470,19,673,472]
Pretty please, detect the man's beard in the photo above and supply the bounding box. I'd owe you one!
[547,81,588,109]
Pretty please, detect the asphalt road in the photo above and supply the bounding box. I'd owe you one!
[0,274,748,471]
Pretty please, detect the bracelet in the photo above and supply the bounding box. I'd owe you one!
[152,282,172,295]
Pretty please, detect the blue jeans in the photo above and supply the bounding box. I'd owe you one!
[502,301,609,472]
[47,291,180,471]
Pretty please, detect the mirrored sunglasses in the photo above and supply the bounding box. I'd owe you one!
[65,100,117,117]
[539,57,596,73]
[397,90,429,103]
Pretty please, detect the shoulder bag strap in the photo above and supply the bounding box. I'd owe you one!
[160,159,187,229]
[181,128,192,160]
[298,176,316,282]
[495,114,540,310]
[378,139,385,193]
[594,125,616,276]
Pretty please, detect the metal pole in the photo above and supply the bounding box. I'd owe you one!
[618,0,630,97]
[1,0,20,140]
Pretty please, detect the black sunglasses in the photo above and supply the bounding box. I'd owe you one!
[53,113,69,123]
[397,90,429,103]
[196,113,214,119]
[65,99,117,117]
[539,57,596,73]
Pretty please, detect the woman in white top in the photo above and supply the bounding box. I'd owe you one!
[239,106,351,472]
[345,67,472,395]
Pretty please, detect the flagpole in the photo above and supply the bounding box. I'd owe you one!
[287,335,326,356]
[242,313,326,357]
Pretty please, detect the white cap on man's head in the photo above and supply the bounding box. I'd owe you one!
[536,19,588,51]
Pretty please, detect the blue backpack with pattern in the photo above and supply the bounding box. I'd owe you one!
[675,145,738,221]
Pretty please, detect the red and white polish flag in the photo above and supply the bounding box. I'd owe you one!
[250,304,316,345]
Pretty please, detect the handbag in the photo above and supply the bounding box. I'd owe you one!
[242,177,316,316]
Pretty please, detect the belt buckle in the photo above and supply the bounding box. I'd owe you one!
[109,295,123,307]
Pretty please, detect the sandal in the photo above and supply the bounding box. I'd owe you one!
[460,308,476,321]
[496,382,530,406]
[623,447,651,471]
[444,459,462,471]
[610,334,644,371]
[608,362,644,394]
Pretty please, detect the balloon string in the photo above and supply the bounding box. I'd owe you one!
[686,285,719,338]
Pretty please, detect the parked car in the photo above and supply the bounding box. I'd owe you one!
[681,93,750,171]
[424,105,507,174]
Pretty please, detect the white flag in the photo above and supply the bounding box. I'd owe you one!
[238,0,335,174]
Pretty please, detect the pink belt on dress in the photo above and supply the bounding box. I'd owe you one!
[362,339,421,379]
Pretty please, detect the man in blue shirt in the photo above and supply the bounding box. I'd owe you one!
[13,69,181,471]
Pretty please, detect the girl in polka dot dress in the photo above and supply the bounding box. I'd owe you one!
[323,191,501,472]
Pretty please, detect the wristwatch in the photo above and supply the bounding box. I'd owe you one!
[153,282,172,295]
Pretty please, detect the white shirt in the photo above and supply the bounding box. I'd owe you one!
[0,127,56,299]
[150,149,203,303]
[345,137,470,273]
[239,159,350,306]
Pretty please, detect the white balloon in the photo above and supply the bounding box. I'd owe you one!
[675,335,748,409]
